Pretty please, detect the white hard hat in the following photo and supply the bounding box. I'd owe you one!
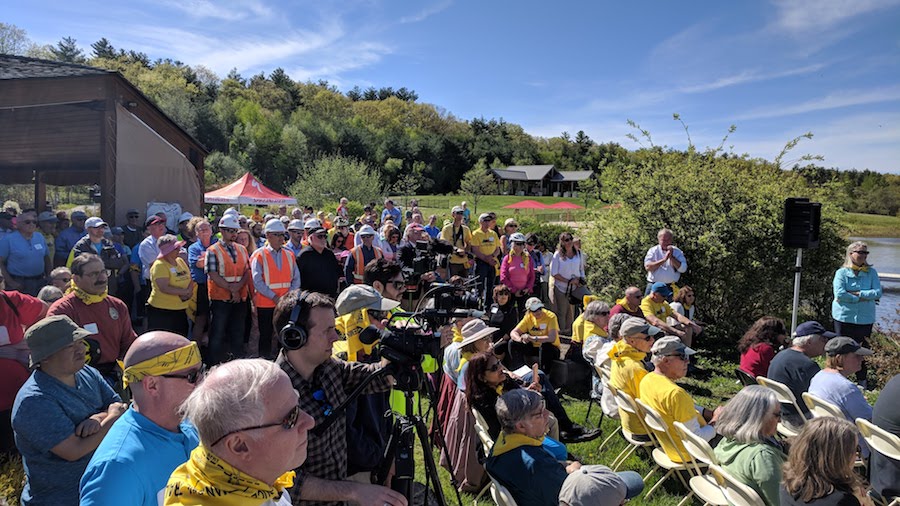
[357,224,376,236]
[218,215,240,229]
[264,218,286,234]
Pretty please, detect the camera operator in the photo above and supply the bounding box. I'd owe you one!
[397,225,448,309]
[273,290,407,506]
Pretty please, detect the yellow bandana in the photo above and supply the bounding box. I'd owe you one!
[615,297,636,312]
[164,445,295,506]
[851,264,869,274]
[72,282,108,305]
[121,342,201,389]
[491,432,544,456]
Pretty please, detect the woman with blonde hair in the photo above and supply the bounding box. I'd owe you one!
[832,240,881,388]
[780,417,869,505]
[549,232,586,335]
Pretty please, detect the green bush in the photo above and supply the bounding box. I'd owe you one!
[0,454,24,505]
[288,155,385,209]
[582,147,845,344]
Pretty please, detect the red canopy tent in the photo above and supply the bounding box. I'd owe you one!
[204,172,296,205]
[502,200,549,209]
[546,202,584,209]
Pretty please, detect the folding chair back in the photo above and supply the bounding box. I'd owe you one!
[802,392,844,419]
[488,474,519,506]
[734,368,757,386]
[709,464,766,506]
[471,408,494,456]
[756,376,806,437]
[635,398,693,464]
[673,421,720,467]
[856,418,900,461]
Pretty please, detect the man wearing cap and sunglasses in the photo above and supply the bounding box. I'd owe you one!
[608,317,662,440]
[205,214,252,365]
[12,315,127,506]
[67,217,128,297]
[440,206,472,278]
[345,225,384,285]
[121,209,144,249]
[767,320,835,427]
[163,358,315,506]
[0,209,52,296]
[640,336,723,463]
[298,219,341,298]
[251,219,301,359]
[80,332,202,506]
[510,297,561,372]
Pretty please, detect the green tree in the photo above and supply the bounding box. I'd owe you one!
[459,159,496,215]
[0,23,30,55]
[49,36,86,63]
[90,38,116,59]
[288,155,385,208]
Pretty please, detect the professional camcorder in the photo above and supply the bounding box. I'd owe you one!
[398,237,454,285]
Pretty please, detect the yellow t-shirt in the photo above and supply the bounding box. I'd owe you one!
[148,257,191,310]
[515,309,560,347]
[571,314,606,344]
[470,228,500,257]
[608,341,649,436]
[640,295,673,320]
[440,224,472,265]
[639,372,705,463]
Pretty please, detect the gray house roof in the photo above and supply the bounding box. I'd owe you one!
[0,54,114,80]
[492,165,593,182]
[552,170,593,182]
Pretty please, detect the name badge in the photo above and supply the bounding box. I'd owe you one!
[539,323,547,330]
[34,244,43,251]
[83,323,99,334]
[0,326,9,346]
[170,267,178,274]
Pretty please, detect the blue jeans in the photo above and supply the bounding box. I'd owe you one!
[208,300,248,365]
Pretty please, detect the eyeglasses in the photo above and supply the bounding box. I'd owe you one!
[772,411,782,420]
[20,220,37,225]
[220,227,237,233]
[633,333,655,342]
[312,389,333,416]
[598,311,610,316]
[81,269,111,279]
[487,361,502,372]
[852,250,869,255]
[53,277,72,284]
[211,403,303,446]
[160,364,206,384]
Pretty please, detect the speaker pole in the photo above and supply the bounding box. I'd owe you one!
[791,248,803,335]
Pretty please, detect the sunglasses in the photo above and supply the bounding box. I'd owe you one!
[312,389,333,416]
[390,280,406,290]
[487,362,502,372]
[220,227,237,233]
[635,333,656,341]
[852,250,869,255]
[161,364,206,384]
[211,403,303,446]
[507,224,518,228]
[667,353,688,361]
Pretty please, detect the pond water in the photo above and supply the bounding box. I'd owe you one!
[850,237,900,332]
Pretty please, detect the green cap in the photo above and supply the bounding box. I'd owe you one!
[25,315,92,366]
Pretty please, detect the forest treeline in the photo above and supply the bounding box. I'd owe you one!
[2,25,898,215]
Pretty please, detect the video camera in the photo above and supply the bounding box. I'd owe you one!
[398,237,454,285]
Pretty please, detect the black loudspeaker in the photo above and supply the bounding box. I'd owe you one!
[783,198,821,249]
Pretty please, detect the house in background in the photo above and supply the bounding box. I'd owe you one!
[491,165,593,196]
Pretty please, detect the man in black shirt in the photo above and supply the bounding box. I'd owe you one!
[767,320,833,427]
[297,220,341,298]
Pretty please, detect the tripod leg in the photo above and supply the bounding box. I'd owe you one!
[414,415,452,506]
[391,422,415,501]
[375,419,403,487]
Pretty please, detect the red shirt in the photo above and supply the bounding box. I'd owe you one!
[0,358,30,410]
[47,293,137,365]
[740,342,777,378]
[0,290,46,346]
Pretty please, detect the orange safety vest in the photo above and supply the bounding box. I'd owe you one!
[251,247,296,308]
[350,245,383,284]
[207,241,250,301]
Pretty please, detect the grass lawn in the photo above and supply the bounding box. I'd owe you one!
[843,212,900,238]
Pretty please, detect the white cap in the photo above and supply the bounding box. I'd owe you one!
[85,217,107,229]
[264,218,286,234]
[357,224,376,236]
[304,218,323,230]
[178,211,193,223]
[509,232,526,243]
[218,215,240,229]
[287,219,304,231]
[451,206,464,214]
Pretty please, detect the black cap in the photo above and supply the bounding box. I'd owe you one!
[793,321,837,339]
[824,336,873,356]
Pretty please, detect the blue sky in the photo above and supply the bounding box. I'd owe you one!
[7,0,900,172]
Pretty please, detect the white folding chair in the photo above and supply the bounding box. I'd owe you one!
[673,421,729,506]
[634,398,693,500]
[756,376,805,438]
[856,418,900,461]
[608,386,654,472]
[470,409,495,505]
[802,392,845,419]
[488,474,519,506]
[708,464,766,506]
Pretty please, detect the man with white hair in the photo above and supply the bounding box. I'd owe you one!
[767,320,834,427]
[251,219,301,359]
[80,332,202,506]
[163,359,313,505]
[643,228,687,294]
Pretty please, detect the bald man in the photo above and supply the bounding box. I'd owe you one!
[80,332,203,506]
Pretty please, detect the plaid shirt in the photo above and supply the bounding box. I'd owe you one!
[203,241,238,275]
[276,353,393,506]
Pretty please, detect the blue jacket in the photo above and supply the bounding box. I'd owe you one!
[485,440,568,506]
[832,266,881,325]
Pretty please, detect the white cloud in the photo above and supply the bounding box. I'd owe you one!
[156,0,275,21]
[769,0,900,33]
[736,86,900,121]
[676,63,826,94]
[399,0,452,24]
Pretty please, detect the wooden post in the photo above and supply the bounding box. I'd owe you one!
[34,171,47,212]
[99,84,117,223]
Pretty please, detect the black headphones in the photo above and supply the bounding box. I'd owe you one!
[279,290,311,350]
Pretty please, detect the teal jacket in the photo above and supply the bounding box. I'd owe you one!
[832,266,881,325]
[714,438,786,506]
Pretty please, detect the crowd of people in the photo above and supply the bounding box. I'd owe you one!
[0,196,896,506]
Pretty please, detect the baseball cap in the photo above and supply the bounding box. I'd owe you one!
[37,211,57,223]
[287,219,304,231]
[478,213,492,222]
[651,336,696,357]
[26,315,92,366]
[218,215,240,230]
[525,297,544,312]
[157,238,185,259]
[504,218,518,228]
[650,281,674,298]
[793,321,837,339]
[559,466,644,506]
[126,208,140,217]
[459,320,499,347]
[71,210,87,220]
[179,212,194,223]
[146,215,166,226]
[358,224,376,237]
[335,285,401,316]
[264,218,286,234]
[620,317,662,338]
[824,336,873,356]
[85,217,107,229]
[509,232,526,243]
[110,226,124,235]
[451,206,464,214]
